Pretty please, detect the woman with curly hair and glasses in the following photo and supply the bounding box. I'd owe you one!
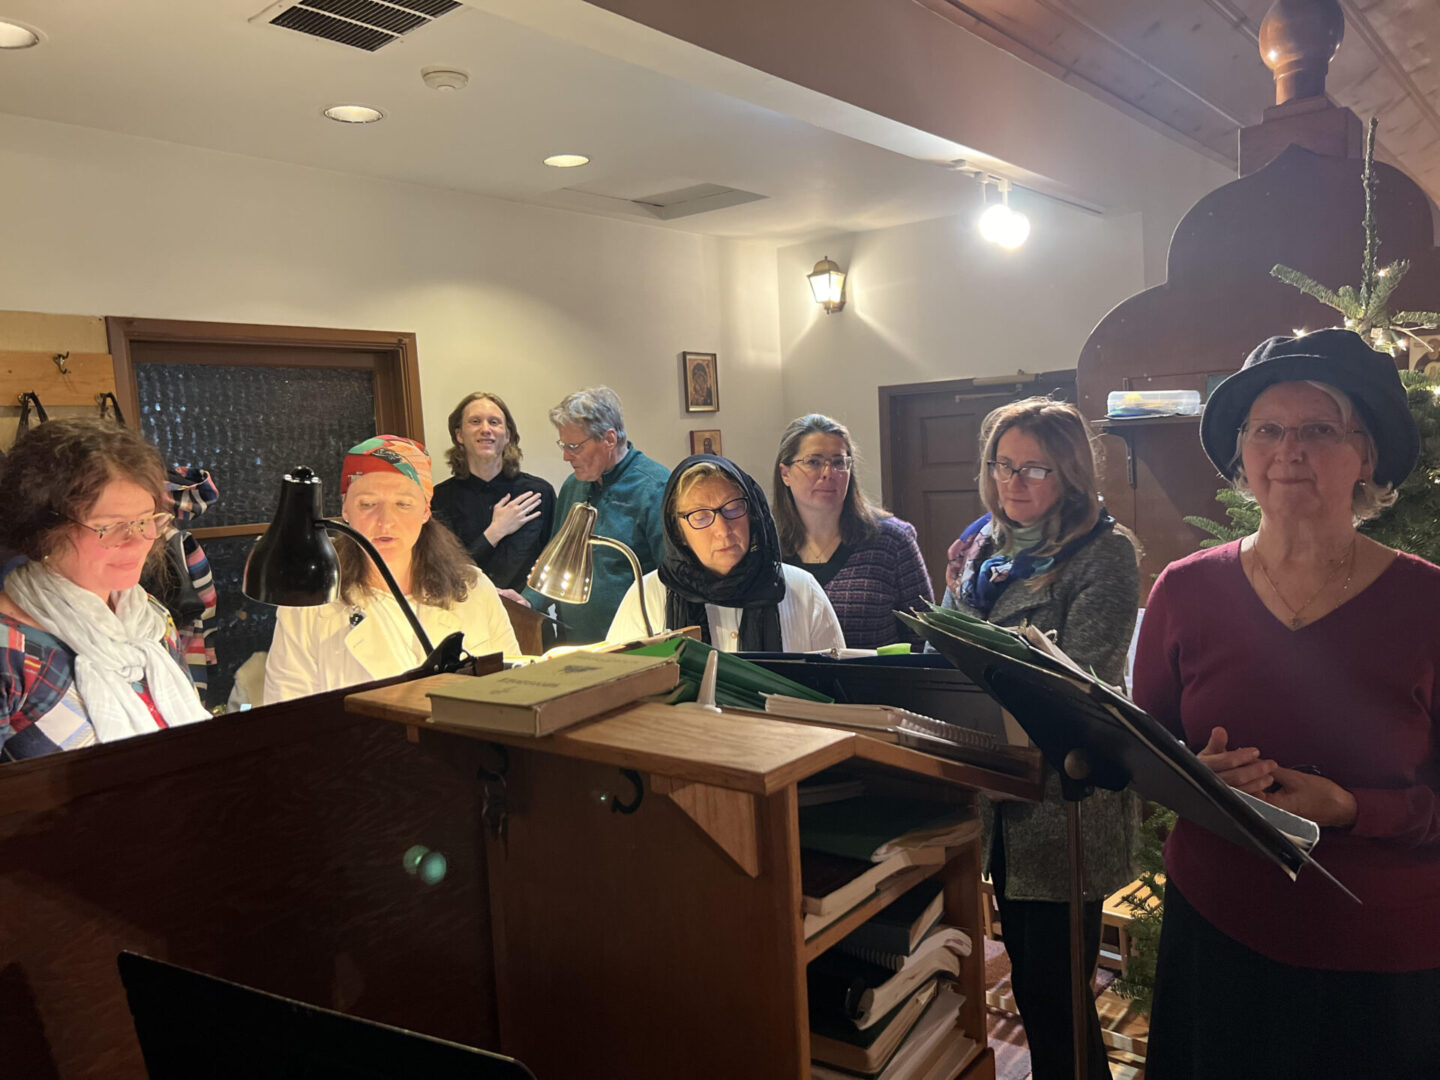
[0,418,209,760]
[608,454,844,653]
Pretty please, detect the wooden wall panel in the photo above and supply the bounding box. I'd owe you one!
[0,309,110,448]
[0,692,500,1079]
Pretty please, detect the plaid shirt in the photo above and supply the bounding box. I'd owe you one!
[1,608,190,761]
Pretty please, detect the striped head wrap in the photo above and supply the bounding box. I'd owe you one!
[340,435,434,503]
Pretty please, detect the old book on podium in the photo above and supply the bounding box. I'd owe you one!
[898,607,1348,892]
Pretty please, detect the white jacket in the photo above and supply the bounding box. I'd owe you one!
[264,567,519,703]
[607,563,845,653]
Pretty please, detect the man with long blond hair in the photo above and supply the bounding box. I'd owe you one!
[432,391,555,593]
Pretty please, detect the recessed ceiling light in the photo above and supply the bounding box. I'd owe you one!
[543,154,590,168]
[0,19,40,48]
[324,104,384,124]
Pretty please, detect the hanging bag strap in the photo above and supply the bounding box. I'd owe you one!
[97,391,126,425]
[17,391,49,431]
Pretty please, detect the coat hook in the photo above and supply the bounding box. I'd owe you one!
[52,352,71,375]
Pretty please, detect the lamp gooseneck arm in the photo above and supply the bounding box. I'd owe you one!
[590,536,654,637]
[319,518,436,655]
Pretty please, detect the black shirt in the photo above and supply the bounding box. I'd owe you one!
[783,544,852,588]
[431,470,557,591]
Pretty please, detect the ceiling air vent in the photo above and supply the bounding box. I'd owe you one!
[253,0,461,52]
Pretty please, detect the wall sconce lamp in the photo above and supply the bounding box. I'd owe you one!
[243,467,469,675]
[978,176,1031,250]
[527,502,655,636]
[807,256,847,314]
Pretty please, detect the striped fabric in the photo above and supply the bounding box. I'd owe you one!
[1,607,190,761]
[178,533,218,693]
[166,466,219,697]
[817,515,934,648]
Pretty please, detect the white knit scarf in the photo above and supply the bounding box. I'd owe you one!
[6,560,210,742]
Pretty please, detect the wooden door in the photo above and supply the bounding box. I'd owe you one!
[881,373,1076,603]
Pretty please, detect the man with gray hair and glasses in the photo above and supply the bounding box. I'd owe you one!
[525,386,670,643]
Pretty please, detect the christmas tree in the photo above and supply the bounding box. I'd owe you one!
[1271,116,1440,360]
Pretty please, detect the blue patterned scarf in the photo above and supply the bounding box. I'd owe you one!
[951,510,1115,616]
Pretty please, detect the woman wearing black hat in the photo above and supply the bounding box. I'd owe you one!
[1133,329,1440,1077]
[607,455,845,652]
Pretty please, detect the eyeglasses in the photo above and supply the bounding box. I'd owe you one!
[988,460,1054,483]
[677,497,749,530]
[786,455,853,475]
[1241,421,1362,447]
[555,436,596,454]
[70,511,174,549]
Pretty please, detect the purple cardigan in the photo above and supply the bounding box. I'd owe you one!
[796,515,934,649]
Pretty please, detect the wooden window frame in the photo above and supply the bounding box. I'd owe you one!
[106,316,423,538]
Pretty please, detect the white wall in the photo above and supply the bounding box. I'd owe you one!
[776,198,1149,497]
[0,113,784,489]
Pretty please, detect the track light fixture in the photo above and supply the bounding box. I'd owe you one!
[977,176,1030,249]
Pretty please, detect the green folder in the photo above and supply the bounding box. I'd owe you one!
[628,637,833,709]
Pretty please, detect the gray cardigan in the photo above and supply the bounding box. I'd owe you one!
[943,527,1140,902]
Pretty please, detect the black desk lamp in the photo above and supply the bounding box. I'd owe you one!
[527,502,654,637]
[243,467,468,675]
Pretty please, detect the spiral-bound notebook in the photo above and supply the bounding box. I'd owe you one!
[765,695,995,748]
[760,694,1040,777]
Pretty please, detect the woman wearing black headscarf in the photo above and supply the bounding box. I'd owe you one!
[607,455,845,651]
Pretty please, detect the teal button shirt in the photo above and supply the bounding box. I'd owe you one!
[526,445,670,644]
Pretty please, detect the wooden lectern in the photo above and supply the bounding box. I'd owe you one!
[349,676,1043,1080]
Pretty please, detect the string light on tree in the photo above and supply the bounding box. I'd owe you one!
[1271,116,1440,362]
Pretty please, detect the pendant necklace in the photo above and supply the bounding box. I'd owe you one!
[1253,537,1357,629]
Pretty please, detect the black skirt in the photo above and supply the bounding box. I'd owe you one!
[1146,881,1440,1080]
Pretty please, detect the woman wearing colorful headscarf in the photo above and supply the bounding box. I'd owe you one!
[942,397,1138,1080]
[264,436,519,703]
[607,455,845,652]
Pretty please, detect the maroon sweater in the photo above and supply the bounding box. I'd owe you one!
[1133,541,1440,971]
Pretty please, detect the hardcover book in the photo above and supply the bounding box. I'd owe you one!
[426,652,678,736]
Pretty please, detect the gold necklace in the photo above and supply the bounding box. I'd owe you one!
[1253,537,1357,629]
[800,536,841,563]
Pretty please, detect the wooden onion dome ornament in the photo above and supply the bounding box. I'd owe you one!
[1258,0,1345,105]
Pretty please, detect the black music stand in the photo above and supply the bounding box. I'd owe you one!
[899,612,1354,1080]
[118,952,536,1079]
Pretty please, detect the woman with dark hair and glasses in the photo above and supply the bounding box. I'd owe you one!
[771,414,933,648]
[943,396,1138,1080]
[607,455,845,652]
[0,418,210,760]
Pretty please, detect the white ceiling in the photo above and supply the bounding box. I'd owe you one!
[0,0,1039,243]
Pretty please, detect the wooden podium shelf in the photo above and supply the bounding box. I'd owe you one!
[347,677,1044,1080]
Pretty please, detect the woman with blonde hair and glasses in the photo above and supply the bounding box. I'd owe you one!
[609,454,844,652]
[1134,330,1440,1078]
[771,414,933,648]
[943,396,1138,1080]
[0,418,210,759]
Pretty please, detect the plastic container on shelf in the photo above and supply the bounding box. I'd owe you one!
[1106,389,1202,418]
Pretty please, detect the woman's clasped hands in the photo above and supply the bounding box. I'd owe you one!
[1197,726,1357,827]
